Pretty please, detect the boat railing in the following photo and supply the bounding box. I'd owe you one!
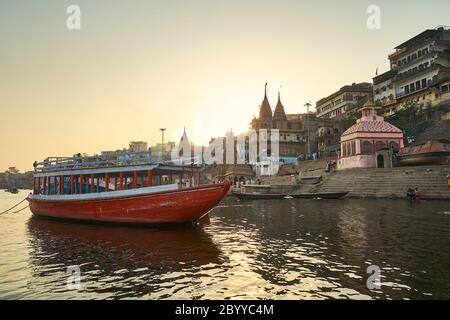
[35,151,153,173]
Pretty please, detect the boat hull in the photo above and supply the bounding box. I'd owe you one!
[235,193,287,200]
[396,151,450,166]
[27,181,230,224]
[290,192,348,199]
[235,191,348,200]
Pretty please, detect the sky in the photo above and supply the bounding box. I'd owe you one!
[0,0,449,171]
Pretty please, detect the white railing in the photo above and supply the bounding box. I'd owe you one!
[35,151,153,173]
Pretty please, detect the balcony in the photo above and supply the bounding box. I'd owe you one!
[393,50,435,71]
[395,64,438,82]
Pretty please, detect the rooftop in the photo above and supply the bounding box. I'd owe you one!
[394,26,450,50]
[316,82,372,106]
[373,69,397,85]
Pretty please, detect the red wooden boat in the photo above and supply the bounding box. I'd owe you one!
[27,152,230,224]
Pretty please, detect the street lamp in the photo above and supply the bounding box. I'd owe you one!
[159,128,166,162]
[304,102,312,156]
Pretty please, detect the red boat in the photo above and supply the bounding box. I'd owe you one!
[27,152,230,224]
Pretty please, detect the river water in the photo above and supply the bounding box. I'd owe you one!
[0,189,449,300]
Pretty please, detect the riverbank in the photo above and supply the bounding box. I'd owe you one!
[0,172,33,190]
[261,164,450,200]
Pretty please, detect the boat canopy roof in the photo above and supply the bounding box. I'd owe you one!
[34,151,203,177]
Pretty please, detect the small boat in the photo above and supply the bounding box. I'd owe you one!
[5,188,19,194]
[235,193,287,200]
[235,192,348,200]
[396,140,450,166]
[27,153,230,224]
[290,192,348,199]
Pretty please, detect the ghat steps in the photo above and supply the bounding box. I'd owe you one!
[314,165,450,200]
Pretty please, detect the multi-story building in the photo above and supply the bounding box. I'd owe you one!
[128,141,148,152]
[373,69,397,107]
[316,118,344,155]
[149,141,176,161]
[316,82,373,119]
[374,26,450,114]
[250,84,318,163]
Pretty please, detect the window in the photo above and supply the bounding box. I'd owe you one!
[405,86,410,94]
[361,141,373,154]
[410,83,415,92]
[416,81,421,90]
[375,141,387,151]
[422,79,427,88]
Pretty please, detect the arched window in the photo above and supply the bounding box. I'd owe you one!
[361,141,373,154]
[375,141,387,151]
[361,140,373,154]
[351,141,356,156]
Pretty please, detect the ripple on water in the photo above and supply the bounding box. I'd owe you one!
[0,193,450,299]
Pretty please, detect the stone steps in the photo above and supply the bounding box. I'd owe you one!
[315,164,450,199]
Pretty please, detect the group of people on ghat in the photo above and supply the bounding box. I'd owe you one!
[406,187,421,201]
[324,161,337,173]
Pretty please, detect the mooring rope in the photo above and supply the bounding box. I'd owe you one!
[0,198,28,216]
[11,205,30,214]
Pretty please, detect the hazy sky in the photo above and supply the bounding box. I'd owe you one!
[1,0,449,171]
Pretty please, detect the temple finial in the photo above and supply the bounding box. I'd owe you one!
[264,82,268,97]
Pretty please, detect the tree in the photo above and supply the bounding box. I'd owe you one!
[6,167,19,174]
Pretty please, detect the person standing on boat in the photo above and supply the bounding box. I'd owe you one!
[33,161,38,172]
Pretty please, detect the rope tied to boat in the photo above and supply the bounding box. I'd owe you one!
[0,198,28,216]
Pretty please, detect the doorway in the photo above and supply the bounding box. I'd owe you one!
[377,154,384,168]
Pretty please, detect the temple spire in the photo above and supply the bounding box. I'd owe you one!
[259,83,272,121]
[274,86,287,122]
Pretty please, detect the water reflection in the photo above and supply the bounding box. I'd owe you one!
[210,198,450,299]
[27,217,224,299]
[1,192,449,299]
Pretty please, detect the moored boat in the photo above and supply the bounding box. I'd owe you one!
[235,191,348,200]
[27,152,230,224]
[290,192,348,199]
[396,140,450,166]
[235,193,287,200]
[5,188,19,194]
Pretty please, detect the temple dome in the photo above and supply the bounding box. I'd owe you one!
[341,98,402,137]
[342,121,403,136]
